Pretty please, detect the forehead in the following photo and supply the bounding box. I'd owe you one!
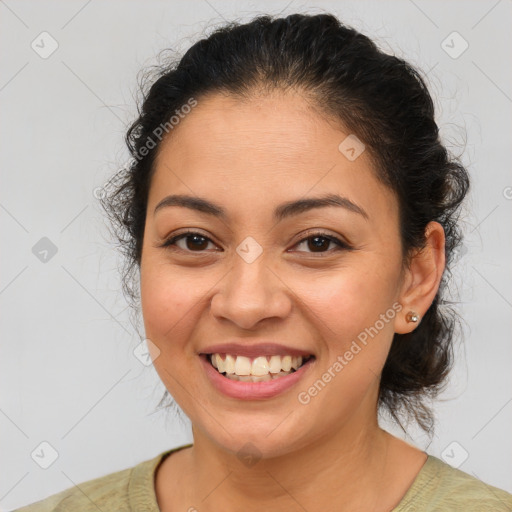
[149,91,397,225]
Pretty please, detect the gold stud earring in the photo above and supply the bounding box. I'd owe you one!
[406,311,420,323]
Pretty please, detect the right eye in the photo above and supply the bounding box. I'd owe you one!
[161,231,220,253]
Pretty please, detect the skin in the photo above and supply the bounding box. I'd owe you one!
[139,89,446,512]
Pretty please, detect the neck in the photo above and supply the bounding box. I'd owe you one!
[155,386,427,512]
[182,419,410,511]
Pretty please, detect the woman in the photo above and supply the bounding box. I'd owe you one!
[15,12,512,512]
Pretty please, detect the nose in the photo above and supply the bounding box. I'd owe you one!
[210,254,292,330]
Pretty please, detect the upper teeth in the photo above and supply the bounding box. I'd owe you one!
[210,354,305,376]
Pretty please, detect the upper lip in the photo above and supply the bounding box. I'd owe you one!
[199,342,314,358]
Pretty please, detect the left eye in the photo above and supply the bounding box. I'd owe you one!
[293,234,347,253]
[161,231,349,254]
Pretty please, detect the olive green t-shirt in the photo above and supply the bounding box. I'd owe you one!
[13,444,512,511]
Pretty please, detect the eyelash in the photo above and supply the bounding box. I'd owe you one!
[160,230,352,255]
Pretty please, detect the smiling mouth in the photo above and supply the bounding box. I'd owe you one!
[204,353,315,382]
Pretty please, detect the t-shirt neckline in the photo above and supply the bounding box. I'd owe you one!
[128,445,435,511]
[128,443,193,511]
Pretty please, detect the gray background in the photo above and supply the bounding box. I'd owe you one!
[1,0,511,509]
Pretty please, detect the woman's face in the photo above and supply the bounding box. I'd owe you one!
[140,90,408,458]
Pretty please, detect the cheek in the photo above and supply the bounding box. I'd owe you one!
[139,258,206,349]
[293,265,398,339]
[139,259,210,402]
[292,265,401,419]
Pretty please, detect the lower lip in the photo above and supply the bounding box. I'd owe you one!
[200,355,315,400]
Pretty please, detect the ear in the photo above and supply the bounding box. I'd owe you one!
[395,221,446,334]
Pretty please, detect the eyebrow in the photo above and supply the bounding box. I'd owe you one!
[153,193,369,221]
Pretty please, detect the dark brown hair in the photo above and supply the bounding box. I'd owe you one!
[101,13,469,432]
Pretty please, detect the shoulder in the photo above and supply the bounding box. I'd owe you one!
[11,466,132,512]
[395,455,512,511]
[12,465,135,512]
[11,449,174,512]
